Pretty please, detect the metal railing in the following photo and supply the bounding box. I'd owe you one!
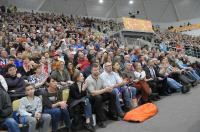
[154,42,200,58]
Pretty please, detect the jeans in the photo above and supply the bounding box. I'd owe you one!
[84,98,92,119]
[25,114,51,132]
[43,108,71,132]
[2,118,20,132]
[112,87,133,114]
[187,70,200,81]
[91,93,117,122]
[167,77,182,91]
[128,86,137,99]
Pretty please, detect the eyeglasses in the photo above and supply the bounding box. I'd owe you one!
[105,64,112,67]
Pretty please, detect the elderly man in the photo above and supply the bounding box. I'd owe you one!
[100,62,134,118]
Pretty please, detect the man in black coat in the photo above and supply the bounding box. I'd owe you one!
[144,59,169,96]
[4,64,26,100]
[0,85,20,132]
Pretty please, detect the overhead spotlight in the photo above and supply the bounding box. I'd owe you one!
[99,0,104,4]
[129,0,134,4]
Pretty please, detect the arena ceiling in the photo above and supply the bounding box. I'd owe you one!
[1,0,200,23]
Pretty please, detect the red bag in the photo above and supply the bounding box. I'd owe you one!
[123,103,158,122]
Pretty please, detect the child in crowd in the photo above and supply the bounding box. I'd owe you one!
[18,84,51,132]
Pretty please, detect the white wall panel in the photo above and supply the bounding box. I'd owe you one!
[173,0,198,20]
[0,0,8,6]
[6,0,42,10]
[2,0,200,23]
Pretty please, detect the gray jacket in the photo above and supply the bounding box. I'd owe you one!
[18,96,42,116]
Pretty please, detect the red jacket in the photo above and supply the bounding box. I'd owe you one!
[78,58,90,71]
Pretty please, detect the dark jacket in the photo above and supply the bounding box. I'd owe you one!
[5,75,25,94]
[51,70,70,82]
[144,65,164,79]
[0,88,12,121]
[68,83,87,104]
[42,88,62,109]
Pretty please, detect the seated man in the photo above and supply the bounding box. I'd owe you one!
[4,64,26,100]
[144,59,169,96]
[86,63,117,128]
[100,62,133,118]
[0,85,20,132]
[159,58,189,93]
[42,77,71,132]
[163,57,194,87]
[175,55,200,84]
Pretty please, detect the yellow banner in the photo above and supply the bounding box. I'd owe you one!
[122,17,154,33]
[169,24,200,32]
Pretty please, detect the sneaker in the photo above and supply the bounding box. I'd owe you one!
[118,112,125,118]
[181,86,190,94]
[85,123,95,132]
[97,122,107,128]
[192,81,198,87]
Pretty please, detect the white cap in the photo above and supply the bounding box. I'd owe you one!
[36,30,40,33]
[50,28,55,32]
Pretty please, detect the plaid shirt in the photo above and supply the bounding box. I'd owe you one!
[28,73,48,88]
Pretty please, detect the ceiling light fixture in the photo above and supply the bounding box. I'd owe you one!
[129,0,134,4]
[99,0,104,4]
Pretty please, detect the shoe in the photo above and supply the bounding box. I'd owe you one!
[150,93,159,101]
[108,115,119,121]
[118,112,125,118]
[97,122,106,128]
[138,98,145,105]
[192,81,198,87]
[156,95,161,100]
[124,106,133,112]
[151,96,158,101]
[85,123,95,132]
[160,92,170,96]
[181,86,190,94]
[65,127,72,132]
[167,89,172,94]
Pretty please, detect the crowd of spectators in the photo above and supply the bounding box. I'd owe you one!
[154,31,200,57]
[0,7,200,132]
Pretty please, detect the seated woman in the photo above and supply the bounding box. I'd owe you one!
[40,55,52,75]
[133,62,152,104]
[51,61,72,88]
[18,55,36,80]
[28,64,48,91]
[18,84,51,132]
[68,70,95,132]
[42,77,71,132]
[66,62,75,81]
